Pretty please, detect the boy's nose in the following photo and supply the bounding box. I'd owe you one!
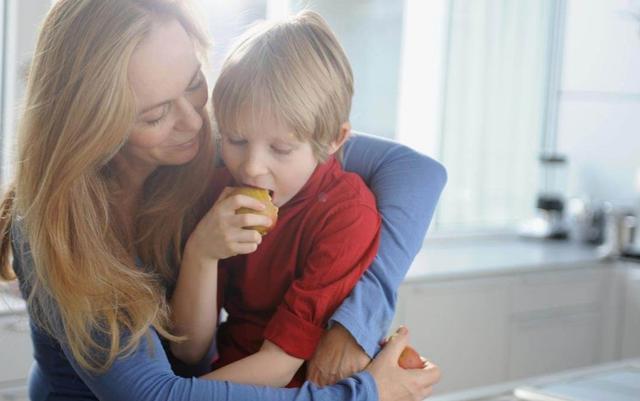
[242,153,269,178]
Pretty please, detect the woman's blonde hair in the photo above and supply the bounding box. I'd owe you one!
[0,0,216,372]
[212,10,354,162]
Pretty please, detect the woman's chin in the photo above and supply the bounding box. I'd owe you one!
[166,141,200,165]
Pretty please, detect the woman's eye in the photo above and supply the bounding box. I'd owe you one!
[144,104,170,127]
[146,115,165,127]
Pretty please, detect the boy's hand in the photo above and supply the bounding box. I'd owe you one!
[188,187,273,261]
[307,323,371,386]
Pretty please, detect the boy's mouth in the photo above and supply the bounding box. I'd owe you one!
[243,184,275,199]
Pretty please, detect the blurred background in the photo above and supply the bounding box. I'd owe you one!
[1,1,640,400]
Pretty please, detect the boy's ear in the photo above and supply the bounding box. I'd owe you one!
[328,122,351,155]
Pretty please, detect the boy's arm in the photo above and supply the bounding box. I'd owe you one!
[270,201,379,358]
[170,168,266,365]
[169,246,220,365]
[308,133,446,384]
[202,340,304,387]
[214,201,376,387]
[199,201,377,387]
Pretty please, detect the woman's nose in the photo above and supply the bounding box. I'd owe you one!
[174,96,203,132]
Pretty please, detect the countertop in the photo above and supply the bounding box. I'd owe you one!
[0,238,616,313]
[428,358,640,401]
[406,237,609,282]
[0,284,25,317]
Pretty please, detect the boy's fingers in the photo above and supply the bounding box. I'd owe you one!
[230,214,272,230]
[233,242,259,254]
[219,187,235,200]
[232,228,262,244]
[225,194,266,213]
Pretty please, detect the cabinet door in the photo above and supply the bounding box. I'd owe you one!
[508,309,600,380]
[397,277,510,394]
[510,267,606,315]
[0,314,32,384]
[621,265,640,358]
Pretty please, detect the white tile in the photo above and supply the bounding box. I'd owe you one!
[562,0,640,93]
[556,98,640,206]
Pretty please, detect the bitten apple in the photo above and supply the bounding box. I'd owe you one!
[398,345,425,369]
[228,187,279,235]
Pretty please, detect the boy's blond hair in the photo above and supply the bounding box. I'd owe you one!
[213,10,353,161]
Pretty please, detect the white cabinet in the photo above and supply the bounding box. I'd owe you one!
[394,263,635,395]
[506,266,611,380]
[507,309,601,380]
[0,313,32,383]
[508,268,606,315]
[620,265,640,358]
[395,277,511,393]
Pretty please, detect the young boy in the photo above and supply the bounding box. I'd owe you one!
[172,11,381,387]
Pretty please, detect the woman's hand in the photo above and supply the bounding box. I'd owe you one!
[366,327,441,401]
[307,323,371,386]
[187,187,273,261]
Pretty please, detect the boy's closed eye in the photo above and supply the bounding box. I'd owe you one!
[226,136,247,146]
[222,133,296,155]
[271,145,293,155]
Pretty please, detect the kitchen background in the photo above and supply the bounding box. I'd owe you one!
[1,0,639,400]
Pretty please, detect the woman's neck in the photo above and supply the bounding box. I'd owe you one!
[111,154,156,195]
[110,154,156,248]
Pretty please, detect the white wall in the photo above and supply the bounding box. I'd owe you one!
[556,0,640,208]
[1,0,51,186]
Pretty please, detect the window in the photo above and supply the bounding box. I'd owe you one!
[201,0,268,77]
[435,0,563,232]
[0,1,564,234]
[203,0,405,139]
[0,0,6,180]
[202,1,564,234]
[289,0,405,139]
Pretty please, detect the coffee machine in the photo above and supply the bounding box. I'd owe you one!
[622,168,640,259]
[519,154,569,239]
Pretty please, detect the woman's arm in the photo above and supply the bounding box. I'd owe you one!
[63,328,378,401]
[336,132,447,354]
[308,132,446,385]
[11,222,379,401]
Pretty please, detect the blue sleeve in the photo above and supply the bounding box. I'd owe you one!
[63,329,378,401]
[334,132,447,357]
[10,221,378,401]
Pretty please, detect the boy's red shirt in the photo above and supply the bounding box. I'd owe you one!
[212,156,381,387]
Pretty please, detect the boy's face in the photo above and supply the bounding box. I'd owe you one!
[220,115,318,207]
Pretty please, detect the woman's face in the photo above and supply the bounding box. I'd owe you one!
[121,18,208,174]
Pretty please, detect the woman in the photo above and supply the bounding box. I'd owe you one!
[0,0,446,400]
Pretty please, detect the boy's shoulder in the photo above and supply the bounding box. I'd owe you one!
[312,161,378,215]
[298,163,380,245]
